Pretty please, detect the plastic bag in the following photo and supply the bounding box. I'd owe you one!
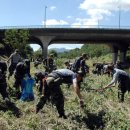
[20,75,35,101]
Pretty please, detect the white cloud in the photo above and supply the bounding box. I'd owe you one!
[79,0,130,11]
[77,0,130,26]
[71,18,98,28]
[48,44,83,49]
[41,0,130,27]
[50,6,56,11]
[42,19,68,26]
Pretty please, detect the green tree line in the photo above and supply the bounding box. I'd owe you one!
[58,44,111,59]
[0,29,33,58]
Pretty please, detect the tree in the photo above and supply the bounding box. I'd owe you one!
[58,44,110,59]
[33,48,43,59]
[24,45,34,59]
[0,43,6,55]
[49,49,58,57]
[3,29,31,57]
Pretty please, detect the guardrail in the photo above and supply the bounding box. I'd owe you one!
[0,25,130,29]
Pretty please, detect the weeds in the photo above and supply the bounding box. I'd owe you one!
[0,57,130,129]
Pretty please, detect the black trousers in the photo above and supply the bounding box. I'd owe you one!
[14,75,22,96]
[118,74,130,102]
[9,63,17,76]
[0,80,9,100]
[36,77,65,117]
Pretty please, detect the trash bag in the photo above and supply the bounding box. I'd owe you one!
[20,75,35,101]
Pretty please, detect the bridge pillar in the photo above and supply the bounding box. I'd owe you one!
[42,44,48,59]
[37,36,54,59]
[119,45,128,63]
[111,46,118,64]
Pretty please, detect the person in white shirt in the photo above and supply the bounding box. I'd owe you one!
[101,65,130,102]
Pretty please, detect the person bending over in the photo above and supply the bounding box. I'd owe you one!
[36,69,84,119]
[101,65,130,102]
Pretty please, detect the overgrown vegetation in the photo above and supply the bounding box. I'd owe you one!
[1,30,130,129]
[0,55,130,130]
[0,29,33,58]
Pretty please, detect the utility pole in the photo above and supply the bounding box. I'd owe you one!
[44,6,47,28]
[98,19,99,28]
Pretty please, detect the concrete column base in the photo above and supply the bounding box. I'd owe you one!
[38,36,55,59]
[112,52,118,64]
[120,51,126,63]
[111,45,118,64]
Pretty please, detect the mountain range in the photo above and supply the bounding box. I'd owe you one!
[49,48,71,53]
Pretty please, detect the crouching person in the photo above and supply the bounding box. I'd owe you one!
[36,68,84,119]
[0,61,10,102]
[101,65,130,102]
[13,59,31,99]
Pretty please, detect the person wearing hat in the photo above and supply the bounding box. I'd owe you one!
[13,59,31,98]
[36,69,84,119]
[101,64,130,102]
[7,49,21,79]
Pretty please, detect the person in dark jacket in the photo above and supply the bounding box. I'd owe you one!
[80,59,89,76]
[36,69,84,119]
[92,63,104,75]
[13,59,31,98]
[34,58,42,68]
[72,53,89,76]
[0,61,10,101]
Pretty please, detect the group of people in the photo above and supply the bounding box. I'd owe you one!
[35,53,130,118]
[35,53,89,118]
[34,54,57,73]
[92,61,130,103]
[0,49,130,119]
[64,53,89,76]
[0,49,33,102]
[0,49,88,119]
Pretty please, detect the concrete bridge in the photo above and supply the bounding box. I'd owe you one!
[1,26,130,64]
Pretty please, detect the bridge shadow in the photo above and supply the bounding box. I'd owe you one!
[72,110,106,130]
[0,101,21,118]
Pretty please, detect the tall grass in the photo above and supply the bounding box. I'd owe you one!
[0,55,130,130]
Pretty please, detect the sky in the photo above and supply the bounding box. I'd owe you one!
[0,0,130,51]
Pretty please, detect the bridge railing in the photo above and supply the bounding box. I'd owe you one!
[0,25,130,29]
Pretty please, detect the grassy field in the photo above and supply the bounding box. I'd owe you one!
[0,55,130,130]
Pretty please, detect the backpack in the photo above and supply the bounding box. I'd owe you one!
[71,58,81,72]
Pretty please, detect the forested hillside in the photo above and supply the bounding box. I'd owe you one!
[58,44,111,59]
